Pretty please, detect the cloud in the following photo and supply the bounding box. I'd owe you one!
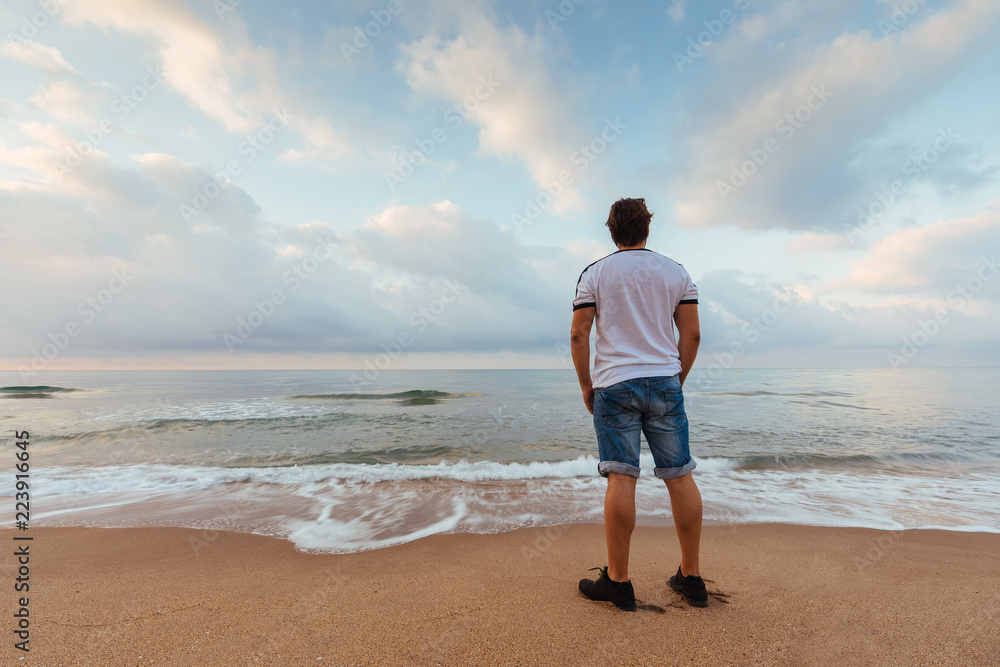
[399,13,588,212]
[59,0,352,164]
[692,264,998,370]
[0,120,96,184]
[916,138,1000,197]
[788,231,854,253]
[843,203,1000,296]
[0,153,375,360]
[3,143,995,369]
[696,269,849,355]
[61,0,256,132]
[667,0,686,23]
[339,200,578,347]
[0,40,80,73]
[28,81,95,124]
[0,150,588,364]
[667,0,1000,232]
[277,115,353,166]
[1,0,996,371]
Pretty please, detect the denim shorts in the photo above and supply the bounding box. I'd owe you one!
[593,374,695,480]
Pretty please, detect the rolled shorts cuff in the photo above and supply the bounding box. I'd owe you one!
[654,458,697,480]
[598,461,641,478]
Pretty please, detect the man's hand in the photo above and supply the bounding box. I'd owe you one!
[583,386,594,414]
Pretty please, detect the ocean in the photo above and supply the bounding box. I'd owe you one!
[4,368,998,553]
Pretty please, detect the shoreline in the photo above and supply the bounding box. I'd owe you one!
[3,523,999,665]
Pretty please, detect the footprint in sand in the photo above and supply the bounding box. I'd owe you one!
[657,579,733,609]
[702,579,732,604]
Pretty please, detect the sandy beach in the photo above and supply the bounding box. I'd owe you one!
[3,523,998,665]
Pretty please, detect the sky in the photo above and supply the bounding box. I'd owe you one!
[1,0,998,375]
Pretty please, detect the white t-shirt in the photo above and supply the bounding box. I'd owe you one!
[572,249,699,388]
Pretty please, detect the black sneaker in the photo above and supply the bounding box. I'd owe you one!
[669,566,708,607]
[578,566,637,611]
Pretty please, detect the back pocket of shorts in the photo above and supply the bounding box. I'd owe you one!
[598,389,637,429]
[655,388,688,432]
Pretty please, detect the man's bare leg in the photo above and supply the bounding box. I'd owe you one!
[664,472,702,577]
[605,472,637,582]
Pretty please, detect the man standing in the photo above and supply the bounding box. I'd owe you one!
[571,197,706,611]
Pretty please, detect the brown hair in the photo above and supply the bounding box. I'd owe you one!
[605,197,651,247]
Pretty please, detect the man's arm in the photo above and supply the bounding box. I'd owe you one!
[674,303,700,387]
[570,306,597,414]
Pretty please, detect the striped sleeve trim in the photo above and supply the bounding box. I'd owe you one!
[678,299,699,305]
[573,302,596,311]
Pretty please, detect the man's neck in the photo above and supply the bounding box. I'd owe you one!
[616,241,647,251]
